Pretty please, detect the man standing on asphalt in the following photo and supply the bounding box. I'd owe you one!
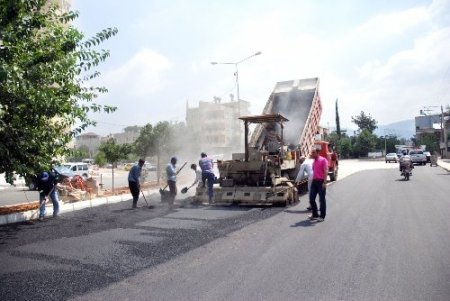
[308,148,328,222]
[166,157,178,208]
[128,159,145,208]
[199,152,215,204]
[37,171,59,220]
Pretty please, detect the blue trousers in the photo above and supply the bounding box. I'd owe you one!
[309,179,326,219]
[39,189,59,218]
[202,172,215,202]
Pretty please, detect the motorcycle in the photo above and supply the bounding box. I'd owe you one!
[400,164,413,181]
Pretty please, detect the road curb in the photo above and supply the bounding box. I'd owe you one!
[0,188,161,226]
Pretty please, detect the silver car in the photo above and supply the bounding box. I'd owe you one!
[409,150,427,165]
[385,153,398,163]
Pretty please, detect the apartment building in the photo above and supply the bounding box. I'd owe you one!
[186,98,250,156]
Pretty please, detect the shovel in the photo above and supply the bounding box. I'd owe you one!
[181,186,190,194]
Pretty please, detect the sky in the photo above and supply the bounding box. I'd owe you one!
[71,0,450,136]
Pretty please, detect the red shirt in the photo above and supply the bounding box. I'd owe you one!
[312,155,328,180]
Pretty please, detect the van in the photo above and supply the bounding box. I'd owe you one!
[62,162,90,178]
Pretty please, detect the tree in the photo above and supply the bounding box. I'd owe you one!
[353,129,377,157]
[69,145,90,162]
[94,151,106,167]
[99,138,131,192]
[417,133,440,154]
[337,137,352,159]
[376,135,400,154]
[133,121,185,183]
[134,124,154,159]
[0,1,118,184]
[335,99,341,139]
[351,111,378,133]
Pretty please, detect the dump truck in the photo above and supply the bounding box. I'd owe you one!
[194,77,322,205]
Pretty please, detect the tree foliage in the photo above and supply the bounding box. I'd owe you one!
[353,129,377,157]
[98,138,131,165]
[134,121,186,182]
[351,111,378,134]
[417,133,440,154]
[69,145,90,162]
[0,0,118,184]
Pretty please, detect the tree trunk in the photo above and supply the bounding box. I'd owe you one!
[112,165,115,194]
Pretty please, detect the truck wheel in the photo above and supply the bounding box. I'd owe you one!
[330,172,337,182]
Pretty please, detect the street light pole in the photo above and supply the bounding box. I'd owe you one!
[211,51,262,152]
[211,51,262,102]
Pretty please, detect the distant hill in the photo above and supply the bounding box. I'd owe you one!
[340,119,415,139]
[375,119,415,139]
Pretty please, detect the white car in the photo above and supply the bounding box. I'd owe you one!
[385,153,398,163]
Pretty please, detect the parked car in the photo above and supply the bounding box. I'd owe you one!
[25,166,75,190]
[61,162,90,178]
[144,162,157,171]
[385,153,398,163]
[423,151,431,163]
[409,150,427,165]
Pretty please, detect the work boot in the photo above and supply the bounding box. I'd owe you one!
[132,203,137,209]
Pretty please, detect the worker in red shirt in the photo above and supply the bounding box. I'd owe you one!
[308,148,328,222]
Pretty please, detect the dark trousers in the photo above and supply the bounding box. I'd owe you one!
[202,172,215,202]
[309,179,326,219]
[168,180,177,205]
[129,181,140,205]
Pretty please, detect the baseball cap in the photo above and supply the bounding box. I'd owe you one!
[41,172,49,181]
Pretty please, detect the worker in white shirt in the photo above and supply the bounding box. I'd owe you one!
[189,163,203,188]
[295,156,313,210]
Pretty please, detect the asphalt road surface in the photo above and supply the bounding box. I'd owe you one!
[1,162,449,300]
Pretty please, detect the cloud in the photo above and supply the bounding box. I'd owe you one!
[104,49,173,97]
[355,6,429,37]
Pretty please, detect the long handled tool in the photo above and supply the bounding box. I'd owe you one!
[141,190,149,207]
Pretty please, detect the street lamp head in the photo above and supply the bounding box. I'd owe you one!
[255,51,262,56]
[211,62,218,65]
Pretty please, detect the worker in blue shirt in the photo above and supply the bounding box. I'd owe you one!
[128,159,145,208]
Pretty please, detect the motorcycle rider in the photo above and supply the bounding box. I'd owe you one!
[399,154,414,175]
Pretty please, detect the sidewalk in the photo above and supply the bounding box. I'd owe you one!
[437,158,450,171]
[0,178,194,226]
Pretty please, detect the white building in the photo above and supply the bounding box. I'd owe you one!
[186,97,250,156]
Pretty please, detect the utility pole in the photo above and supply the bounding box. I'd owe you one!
[442,105,448,158]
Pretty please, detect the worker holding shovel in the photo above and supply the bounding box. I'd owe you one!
[37,171,59,220]
[165,157,179,208]
[128,159,145,209]
[181,164,202,195]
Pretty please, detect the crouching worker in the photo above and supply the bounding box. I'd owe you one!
[189,163,203,188]
[37,171,60,220]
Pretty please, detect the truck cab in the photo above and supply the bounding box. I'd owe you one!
[314,141,338,181]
